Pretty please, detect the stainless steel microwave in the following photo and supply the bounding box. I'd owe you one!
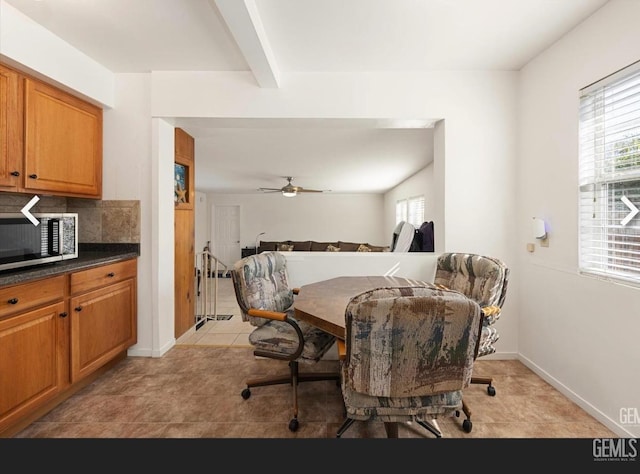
[0,213,78,272]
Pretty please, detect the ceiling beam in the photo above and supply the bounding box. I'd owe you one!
[213,0,280,88]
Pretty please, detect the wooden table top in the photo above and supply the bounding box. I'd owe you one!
[293,275,433,339]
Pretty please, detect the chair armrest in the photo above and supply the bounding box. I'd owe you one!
[249,308,306,361]
[247,308,288,321]
[481,305,501,325]
[482,305,501,317]
[337,340,347,360]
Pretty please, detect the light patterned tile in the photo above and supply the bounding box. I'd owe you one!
[231,333,252,347]
[195,332,238,346]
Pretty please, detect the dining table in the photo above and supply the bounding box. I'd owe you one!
[293,275,434,339]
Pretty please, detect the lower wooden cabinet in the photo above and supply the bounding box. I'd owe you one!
[0,258,137,437]
[0,302,67,434]
[70,278,136,382]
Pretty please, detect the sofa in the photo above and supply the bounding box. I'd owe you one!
[258,240,390,253]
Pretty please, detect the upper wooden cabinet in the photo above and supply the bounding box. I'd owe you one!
[0,64,22,190]
[24,78,102,198]
[0,63,103,198]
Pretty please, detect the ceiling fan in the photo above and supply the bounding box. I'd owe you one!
[258,176,329,197]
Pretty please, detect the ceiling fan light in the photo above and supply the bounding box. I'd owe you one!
[282,190,297,197]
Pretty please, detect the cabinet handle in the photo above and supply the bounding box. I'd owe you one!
[74,306,83,312]
[7,298,19,305]
[59,312,68,318]
[29,174,38,179]
[107,272,115,278]
[10,171,20,177]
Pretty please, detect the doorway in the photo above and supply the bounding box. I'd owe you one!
[213,205,241,272]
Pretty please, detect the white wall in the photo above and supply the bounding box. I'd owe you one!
[518,0,640,437]
[152,70,518,264]
[102,73,153,355]
[208,165,434,258]
[195,191,209,255]
[149,118,176,356]
[0,1,114,107]
[208,192,388,250]
[284,252,439,288]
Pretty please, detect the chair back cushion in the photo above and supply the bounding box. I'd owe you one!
[434,253,509,308]
[344,286,481,398]
[232,251,294,327]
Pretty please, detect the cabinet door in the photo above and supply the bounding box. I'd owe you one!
[0,64,21,190]
[174,128,195,339]
[0,302,66,433]
[70,279,136,383]
[23,78,102,198]
[175,209,195,338]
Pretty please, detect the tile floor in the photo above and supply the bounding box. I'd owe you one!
[176,276,252,348]
[12,276,620,440]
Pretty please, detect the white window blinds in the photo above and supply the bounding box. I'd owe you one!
[396,195,425,227]
[407,196,425,227]
[579,61,640,284]
[396,199,407,225]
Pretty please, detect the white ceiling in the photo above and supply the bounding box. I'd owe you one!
[5,0,609,194]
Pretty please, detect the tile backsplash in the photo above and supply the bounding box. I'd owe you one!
[67,198,140,243]
[0,193,67,213]
[0,193,140,243]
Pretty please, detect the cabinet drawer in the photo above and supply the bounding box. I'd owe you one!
[70,259,137,295]
[0,276,65,319]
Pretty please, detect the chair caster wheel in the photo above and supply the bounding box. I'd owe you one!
[463,419,472,433]
[487,385,496,396]
[455,410,460,418]
[289,418,299,432]
[241,388,251,399]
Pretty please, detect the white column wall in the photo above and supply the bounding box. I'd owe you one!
[518,0,640,436]
[102,73,154,355]
[148,118,176,356]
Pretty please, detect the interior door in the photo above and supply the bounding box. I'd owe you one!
[213,205,240,270]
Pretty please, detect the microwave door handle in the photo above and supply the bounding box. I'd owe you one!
[58,218,65,255]
[48,218,61,255]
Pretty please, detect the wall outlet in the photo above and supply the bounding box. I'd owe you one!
[526,243,535,252]
[540,237,549,247]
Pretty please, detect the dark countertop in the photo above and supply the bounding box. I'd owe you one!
[0,243,140,287]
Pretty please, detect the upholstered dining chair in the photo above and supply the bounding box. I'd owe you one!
[336,285,483,438]
[231,251,340,432]
[433,252,510,432]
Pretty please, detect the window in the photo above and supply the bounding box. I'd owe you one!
[396,195,425,227]
[579,61,640,284]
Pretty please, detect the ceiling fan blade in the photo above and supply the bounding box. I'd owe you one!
[259,177,330,194]
[297,188,324,193]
